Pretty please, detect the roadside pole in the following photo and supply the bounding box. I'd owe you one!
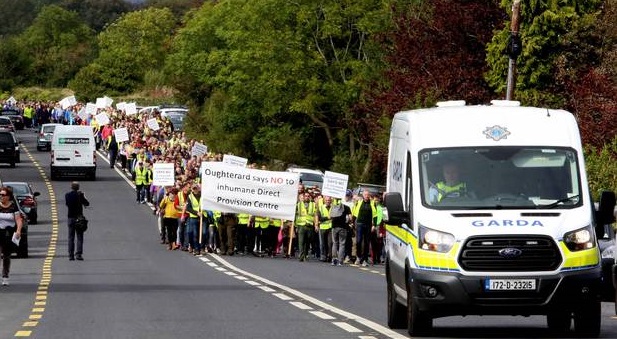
[506,0,522,100]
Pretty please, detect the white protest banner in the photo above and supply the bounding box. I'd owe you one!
[104,96,113,108]
[7,96,16,105]
[222,154,248,167]
[116,102,126,111]
[60,95,76,109]
[85,102,97,116]
[113,127,129,143]
[95,112,110,125]
[95,97,106,109]
[200,162,299,220]
[191,142,208,157]
[77,107,88,121]
[146,118,160,131]
[125,102,137,115]
[152,163,175,186]
[322,171,349,199]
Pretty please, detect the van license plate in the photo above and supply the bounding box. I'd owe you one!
[485,279,536,291]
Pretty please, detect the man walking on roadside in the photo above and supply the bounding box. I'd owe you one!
[65,181,90,261]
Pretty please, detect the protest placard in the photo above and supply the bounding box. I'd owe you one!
[191,142,208,157]
[6,96,16,105]
[146,118,160,131]
[95,112,110,125]
[85,103,97,116]
[125,102,137,115]
[152,163,175,186]
[322,171,349,199]
[116,102,126,111]
[113,127,129,143]
[222,154,248,167]
[200,162,299,220]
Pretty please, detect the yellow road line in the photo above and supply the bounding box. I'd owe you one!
[15,146,58,338]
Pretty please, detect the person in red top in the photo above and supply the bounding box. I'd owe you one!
[173,182,191,251]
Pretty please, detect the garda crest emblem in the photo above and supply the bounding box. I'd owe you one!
[483,125,510,141]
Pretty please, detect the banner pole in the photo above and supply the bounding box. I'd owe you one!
[288,222,295,257]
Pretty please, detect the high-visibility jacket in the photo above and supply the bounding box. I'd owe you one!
[436,182,466,201]
[134,166,147,185]
[187,193,201,218]
[254,216,270,229]
[145,169,153,185]
[352,199,377,224]
[318,204,332,230]
[270,219,283,227]
[238,213,251,225]
[295,201,315,226]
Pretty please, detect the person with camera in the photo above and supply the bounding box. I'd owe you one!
[65,181,90,261]
[0,186,24,285]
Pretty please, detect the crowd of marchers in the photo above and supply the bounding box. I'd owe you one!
[5,99,388,267]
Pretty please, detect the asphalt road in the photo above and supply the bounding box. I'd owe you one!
[0,128,615,339]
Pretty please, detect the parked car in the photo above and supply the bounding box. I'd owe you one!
[0,108,25,130]
[0,130,20,167]
[167,112,185,131]
[4,181,39,224]
[352,183,386,197]
[0,116,16,132]
[286,167,324,190]
[37,123,63,151]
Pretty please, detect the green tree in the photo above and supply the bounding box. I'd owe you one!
[61,0,136,32]
[485,0,604,106]
[0,37,30,91]
[19,5,96,87]
[71,7,176,96]
[166,0,393,171]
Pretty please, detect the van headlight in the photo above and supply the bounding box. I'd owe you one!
[563,225,596,252]
[419,225,455,253]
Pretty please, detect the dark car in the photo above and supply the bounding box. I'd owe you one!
[5,181,40,224]
[352,183,386,197]
[0,130,20,167]
[0,108,25,130]
[167,113,185,132]
[0,116,15,132]
[37,123,63,151]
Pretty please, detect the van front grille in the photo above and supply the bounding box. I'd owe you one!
[458,235,562,272]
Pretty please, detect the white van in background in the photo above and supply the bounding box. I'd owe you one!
[51,125,96,180]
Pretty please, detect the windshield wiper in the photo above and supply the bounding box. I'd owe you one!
[541,195,580,209]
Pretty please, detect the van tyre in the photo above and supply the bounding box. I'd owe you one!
[407,281,432,336]
[573,301,601,337]
[546,309,571,334]
[386,268,406,329]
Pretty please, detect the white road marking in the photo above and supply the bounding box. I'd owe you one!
[208,255,407,339]
[290,301,312,310]
[332,322,362,333]
[273,293,293,301]
[310,311,335,320]
[258,286,276,293]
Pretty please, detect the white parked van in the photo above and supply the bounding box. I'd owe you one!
[383,100,615,337]
[51,125,96,180]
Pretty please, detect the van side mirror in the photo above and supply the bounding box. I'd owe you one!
[383,192,410,226]
[595,191,616,237]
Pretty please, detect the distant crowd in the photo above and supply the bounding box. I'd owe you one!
[4,98,387,267]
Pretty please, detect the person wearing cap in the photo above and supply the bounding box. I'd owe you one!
[65,181,90,261]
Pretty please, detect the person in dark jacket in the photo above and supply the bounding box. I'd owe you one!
[65,181,90,261]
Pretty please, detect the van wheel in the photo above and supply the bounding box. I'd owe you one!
[407,280,432,336]
[546,309,571,334]
[387,268,406,329]
[573,301,601,337]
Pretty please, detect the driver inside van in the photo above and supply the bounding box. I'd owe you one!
[429,162,470,203]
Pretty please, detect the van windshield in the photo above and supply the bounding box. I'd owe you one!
[420,147,582,210]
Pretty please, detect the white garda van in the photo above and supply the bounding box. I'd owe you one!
[383,100,616,337]
[51,125,97,180]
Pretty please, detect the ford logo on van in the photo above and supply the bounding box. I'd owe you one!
[498,248,522,258]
